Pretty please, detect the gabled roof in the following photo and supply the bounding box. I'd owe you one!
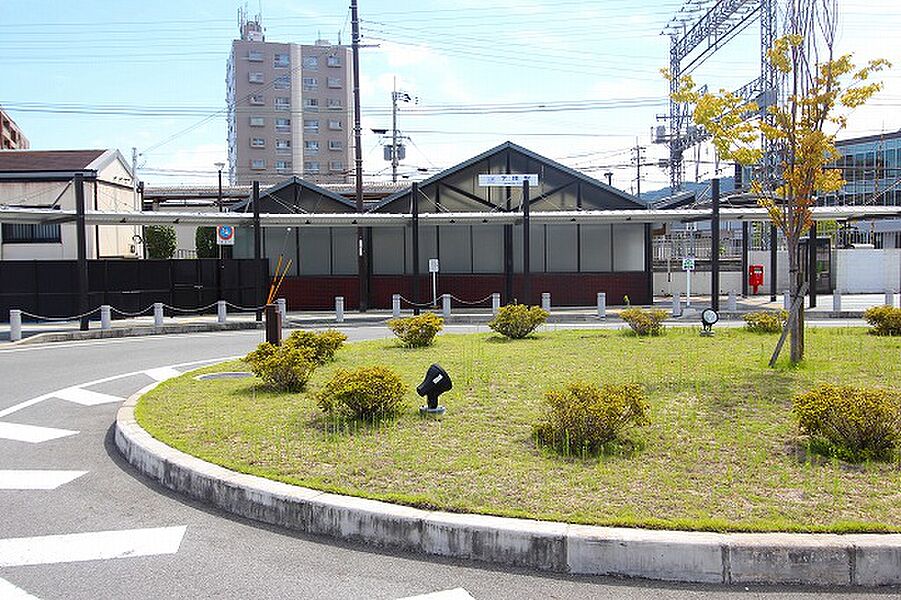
[372,141,645,211]
[0,149,106,172]
[230,175,357,212]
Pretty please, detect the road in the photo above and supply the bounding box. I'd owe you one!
[0,325,895,599]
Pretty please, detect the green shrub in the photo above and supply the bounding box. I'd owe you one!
[488,304,549,339]
[793,383,901,462]
[195,226,217,258]
[534,381,650,456]
[317,366,408,420]
[283,329,348,364]
[863,305,901,336]
[243,342,317,392]
[743,310,788,333]
[387,312,444,347]
[620,307,668,336]
[144,225,177,259]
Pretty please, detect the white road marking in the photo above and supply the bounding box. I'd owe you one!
[0,422,79,444]
[0,526,187,567]
[0,577,41,600]
[0,470,88,490]
[144,366,182,382]
[398,589,475,600]
[52,387,123,407]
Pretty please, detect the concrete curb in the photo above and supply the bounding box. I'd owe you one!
[116,384,900,586]
[13,321,264,345]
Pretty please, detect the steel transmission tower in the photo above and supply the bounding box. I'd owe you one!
[656,0,779,194]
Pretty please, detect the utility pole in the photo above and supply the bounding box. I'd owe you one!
[391,77,399,183]
[131,147,139,208]
[633,141,646,201]
[351,0,368,311]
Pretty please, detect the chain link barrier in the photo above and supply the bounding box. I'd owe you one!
[19,307,101,322]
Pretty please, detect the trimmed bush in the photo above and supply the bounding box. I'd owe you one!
[317,366,408,420]
[387,312,443,347]
[144,225,177,259]
[195,226,217,258]
[793,383,901,462]
[534,381,650,455]
[863,305,901,336]
[743,310,788,333]
[488,304,549,339]
[620,307,668,336]
[283,329,348,364]
[243,342,317,392]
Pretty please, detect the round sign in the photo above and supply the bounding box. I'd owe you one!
[217,225,234,242]
[701,308,719,326]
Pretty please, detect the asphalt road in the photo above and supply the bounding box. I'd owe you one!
[0,324,897,599]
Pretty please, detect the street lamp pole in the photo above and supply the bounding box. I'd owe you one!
[215,162,225,260]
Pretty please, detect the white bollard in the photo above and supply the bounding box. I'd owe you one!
[442,293,451,319]
[153,302,164,327]
[9,309,22,342]
[277,298,287,322]
[100,305,111,330]
[335,296,344,323]
[672,293,682,317]
[832,289,842,313]
[886,289,895,307]
[491,292,501,316]
[783,290,791,310]
[392,294,401,318]
[597,292,606,319]
[217,300,227,324]
[727,290,737,312]
[541,292,551,312]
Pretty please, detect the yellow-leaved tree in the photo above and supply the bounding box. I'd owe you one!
[666,1,890,364]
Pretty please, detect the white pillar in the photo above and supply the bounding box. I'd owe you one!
[100,305,111,330]
[783,290,791,310]
[335,296,344,323]
[727,290,737,312]
[217,300,227,324]
[541,292,551,312]
[277,298,287,321]
[886,289,895,307]
[442,293,451,319]
[832,289,842,313]
[597,292,606,319]
[491,292,501,316]
[9,309,22,342]
[672,293,682,317]
[153,302,164,327]
[392,294,401,318]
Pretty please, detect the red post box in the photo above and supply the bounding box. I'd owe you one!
[749,264,764,294]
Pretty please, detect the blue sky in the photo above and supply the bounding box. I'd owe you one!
[2,0,898,193]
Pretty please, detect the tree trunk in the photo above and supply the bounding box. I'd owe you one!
[787,235,805,364]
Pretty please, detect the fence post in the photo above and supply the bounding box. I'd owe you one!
[9,309,22,342]
[100,305,111,330]
[783,290,791,311]
[832,289,842,313]
[886,289,895,307]
[597,292,606,319]
[153,302,164,328]
[727,290,737,312]
[392,294,401,318]
[672,293,682,317]
[541,292,551,312]
[335,296,344,323]
[491,292,500,316]
[442,293,451,319]
[217,300,227,324]
[277,298,287,322]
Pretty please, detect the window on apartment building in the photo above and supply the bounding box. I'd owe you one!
[249,72,264,83]
[327,77,342,89]
[302,77,318,91]
[304,161,320,173]
[274,75,291,89]
[275,160,292,172]
[248,50,264,62]
[303,119,319,132]
[251,159,266,170]
[249,94,265,105]
[328,140,343,151]
[274,53,290,68]
[1,223,61,244]
[327,119,343,130]
[304,140,319,153]
[275,118,291,131]
[303,56,319,70]
[274,97,290,111]
[327,54,341,67]
[326,98,342,110]
[304,98,319,110]
[329,161,344,172]
[250,137,266,148]
[249,116,265,127]
[275,139,291,153]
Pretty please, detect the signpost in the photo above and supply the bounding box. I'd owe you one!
[682,256,695,306]
[216,225,235,246]
[428,258,439,307]
[478,173,539,187]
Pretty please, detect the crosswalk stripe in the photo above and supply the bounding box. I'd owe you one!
[398,589,475,600]
[0,526,187,567]
[144,367,183,382]
[0,577,41,600]
[52,387,123,406]
[0,470,88,490]
[0,422,79,444]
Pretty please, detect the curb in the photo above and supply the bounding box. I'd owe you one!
[116,384,901,586]
[12,321,264,345]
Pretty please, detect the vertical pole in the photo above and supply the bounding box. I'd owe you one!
[351,0,367,312]
[9,309,22,342]
[442,293,451,319]
[100,305,111,330]
[503,152,513,303]
[217,300,227,324]
[391,77,398,183]
[75,172,89,331]
[253,181,263,322]
[597,292,606,319]
[770,223,778,302]
[411,183,421,315]
[741,220,749,297]
[522,179,531,305]
[808,222,817,308]
[491,292,500,315]
[644,222,653,305]
[392,294,401,318]
[335,296,344,322]
[711,178,720,312]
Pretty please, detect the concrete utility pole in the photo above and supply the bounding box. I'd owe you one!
[351,0,368,311]
[131,147,139,208]
[633,141,645,200]
[392,77,399,183]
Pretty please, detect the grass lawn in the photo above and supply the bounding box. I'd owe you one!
[136,326,901,533]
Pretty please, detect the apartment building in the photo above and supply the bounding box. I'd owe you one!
[1,107,29,150]
[226,14,353,185]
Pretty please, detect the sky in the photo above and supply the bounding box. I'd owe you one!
[2,0,899,195]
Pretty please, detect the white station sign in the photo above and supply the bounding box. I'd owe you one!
[478,174,539,187]
[428,258,440,273]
